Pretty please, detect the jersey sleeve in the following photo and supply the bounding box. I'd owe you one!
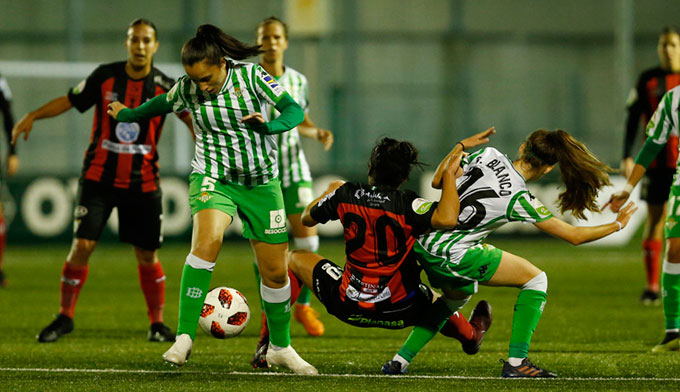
[309,184,344,224]
[67,65,104,113]
[165,77,190,113]
[253,65,286,106]
[403,191,438,236]
[507,191,553,223]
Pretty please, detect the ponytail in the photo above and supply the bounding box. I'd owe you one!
[521,129,613,219]
[181,24,262,66]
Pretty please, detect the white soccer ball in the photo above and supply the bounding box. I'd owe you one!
[199,287,251,339]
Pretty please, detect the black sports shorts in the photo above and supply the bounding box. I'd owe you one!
[312,259,434,329]
[640,169,675,204]
[74,180,162,250]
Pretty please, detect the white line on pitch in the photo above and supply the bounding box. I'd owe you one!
[1,367,679,382]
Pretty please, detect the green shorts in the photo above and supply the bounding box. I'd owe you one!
[666,183,680,238]
[415,241,502,296]
[281,180,314,215]
[188,173,288,244]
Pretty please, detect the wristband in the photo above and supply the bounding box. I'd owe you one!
[456,142,465,151]
[623,183,634,194]
[615,221,623,231]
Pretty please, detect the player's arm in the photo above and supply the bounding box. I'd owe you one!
[534,202,637,245]
[242,94,304,135]
[432,127,496,189]
[297,114,334,151]
[430,152,461,229]
[0,89,18,175]
[12,96,73,144]
[301,180,345,227]
[108,94,174,122]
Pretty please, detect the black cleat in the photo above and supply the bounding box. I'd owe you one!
[462,300,492,355]
[381,360,407,375]
[37,314,74,343]
[148,322,176,342]
[639,289,660,305]
[251,334,270,368]
[501,358,557,378]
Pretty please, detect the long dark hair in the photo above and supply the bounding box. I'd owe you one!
[181,24,262,66]
[368,138,425,189]
[520,129,613,219]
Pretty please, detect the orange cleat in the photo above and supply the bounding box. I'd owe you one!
[294,304,325,337]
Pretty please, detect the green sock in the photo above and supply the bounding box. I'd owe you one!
[508,289,547,358]
[262,283,292,348]
[662,271,680,330]
[397,297,453,362]
[177,263,213,339]
[297,286,312,305]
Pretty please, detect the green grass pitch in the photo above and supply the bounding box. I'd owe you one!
[1,237,679,391]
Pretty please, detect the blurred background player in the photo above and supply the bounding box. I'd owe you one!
[253,16,334,337]
[622,26,680,304]
[608,84,680,352]
[11,19,193,343]
[108,24,317,375]
[0,72,19,288]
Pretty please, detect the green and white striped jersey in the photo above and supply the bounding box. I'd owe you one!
[418,147,553,265]
[644,85,680,183]
[265,66,312,188]
[166,58,287,186]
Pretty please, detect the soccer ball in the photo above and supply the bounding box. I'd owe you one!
[199,287,251,339]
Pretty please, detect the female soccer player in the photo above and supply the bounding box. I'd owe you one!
[609,85,680,353]
[383,129,637,377]
[253,16,333,337]
[108,24,316,375]
[621,27,680,304]
[0,72,18,288]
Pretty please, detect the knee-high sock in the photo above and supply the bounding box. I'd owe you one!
[261,281,291,348]
[643,239,663,291]
[138,262,166,324]
[59,262,89,318]
[259,270,303,338]
[293,236,319,305]
[662,261,680,331]
[439,311,475,341]
[509,272,548,359]
[396,297,461,362]
[177,254,213,339]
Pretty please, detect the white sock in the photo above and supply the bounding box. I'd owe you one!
[391,353,410,370]
[508,357,525,367]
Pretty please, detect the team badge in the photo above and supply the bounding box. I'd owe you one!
[667,218,677,231]
[115,122,140,144]
[412,198,433,215]
[198,192,213,203]
[234,87,242,98]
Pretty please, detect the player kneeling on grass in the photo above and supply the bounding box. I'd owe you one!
[252,130,496,370]
[383,129,637,377]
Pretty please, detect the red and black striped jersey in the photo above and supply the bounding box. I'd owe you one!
[310,182,437,311]
[0,74,15,157]
[625,66,680,169]
[67,62,175,192]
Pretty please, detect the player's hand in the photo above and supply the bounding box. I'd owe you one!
[603,191,630,213]
[458,127,496,150]
[107,101,128,120]
[620,157,634,178]
[6,155,18,176]
[615,201,638,229]
[316,128,334,151]
[11,113,35,144]
[241,112,266,125]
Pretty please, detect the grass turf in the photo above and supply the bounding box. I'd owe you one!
[1,237,679,391]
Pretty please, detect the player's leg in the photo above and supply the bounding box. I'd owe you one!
[641,201,665,303]
[439,299,493,355]
[0,201,7,288]
[37,181,111,343]
[484,251,555,378]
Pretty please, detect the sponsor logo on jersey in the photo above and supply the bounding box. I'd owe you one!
[411,198,433,215]
[317,189,337,206]
[265,209,287,235]
[72,79,86,95]
[105,91,118,102]
[263,75,280,89]
[198,192,213,203]
[354,188,390,202]
[346,315,405,328]
[115,122,141,144]
[536,206,551,217]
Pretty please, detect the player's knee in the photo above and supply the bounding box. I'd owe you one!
[135,248,157,265]
[521,271,548,293]
[68,238,96,264]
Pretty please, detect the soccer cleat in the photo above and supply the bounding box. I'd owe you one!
[639,290,661,305]
[148,322,176,342]
[294,304,325,337]
[500,358,557,378]
[37,314,74,343]
[0,269,7,288]
[381,360,407,375]
[651,332,680,353]
[251,334,270,368]
[266,343,318,375]
[462,300,492,355]
[162,334,192,367]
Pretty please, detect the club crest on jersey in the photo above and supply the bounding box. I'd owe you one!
[667,217,678,231]
[411,198,433,215]
[234,87,242,98]
[198,192,212,203]
[115,122,141,144]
